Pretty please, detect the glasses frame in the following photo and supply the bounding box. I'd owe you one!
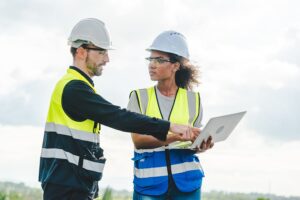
[83,46,108,55]
[145,57,173,64]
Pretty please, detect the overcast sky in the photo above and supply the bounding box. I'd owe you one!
[0,0,299,197]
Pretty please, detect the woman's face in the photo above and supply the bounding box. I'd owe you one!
[147,51,178,81]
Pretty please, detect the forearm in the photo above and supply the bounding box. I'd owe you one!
[98,107,170,139]
[132,133,177,149]
[63,81,170,141]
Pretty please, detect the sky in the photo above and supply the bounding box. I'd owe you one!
[0,0,300,197]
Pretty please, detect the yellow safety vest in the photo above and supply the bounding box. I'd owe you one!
[39,68,104,191]
[46,68,100,133]
[136,86,200,147]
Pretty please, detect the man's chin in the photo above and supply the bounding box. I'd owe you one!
[94,70,103,76]
[94,66,104,76]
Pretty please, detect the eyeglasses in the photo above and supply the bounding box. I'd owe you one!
[83,46,108,55]
[145,57,172,64]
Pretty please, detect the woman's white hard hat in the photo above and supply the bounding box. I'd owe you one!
[147,30,189,60]
[68,18,114,50]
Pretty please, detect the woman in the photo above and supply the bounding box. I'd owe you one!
[127,31,213,200]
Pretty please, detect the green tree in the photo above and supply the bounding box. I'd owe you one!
[0,192,6,200]
[102,187,113,200]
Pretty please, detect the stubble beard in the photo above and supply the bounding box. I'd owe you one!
[86,58,103,77]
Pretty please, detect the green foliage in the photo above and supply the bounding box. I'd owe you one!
[202,191,300,200]
[102,187,112,200]
[95,187,131,200]
[1,182,300,200]
[0,191,24,200]
[0,193,6,200]
[0,182,42,200]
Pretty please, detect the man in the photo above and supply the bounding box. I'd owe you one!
[38,18,200,200]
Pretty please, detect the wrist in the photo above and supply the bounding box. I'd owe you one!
[169,123,175,133]
[166,133,179,144]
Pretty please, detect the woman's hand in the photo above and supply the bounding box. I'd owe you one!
[194,136,214,153]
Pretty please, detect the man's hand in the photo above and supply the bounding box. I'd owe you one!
[169,123,200,141]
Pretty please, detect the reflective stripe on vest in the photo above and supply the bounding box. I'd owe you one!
[135,161,202,178]
[133,87,203,195]
[45,122,99,143]
[41,148,105,173]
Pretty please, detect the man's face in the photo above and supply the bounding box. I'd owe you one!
[85,46,109,77]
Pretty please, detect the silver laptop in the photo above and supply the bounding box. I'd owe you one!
[190,111,246,149]
[170,111,246,149]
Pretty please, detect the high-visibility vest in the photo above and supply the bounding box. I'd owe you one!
[132,86,204,195]
[39,68,104,191]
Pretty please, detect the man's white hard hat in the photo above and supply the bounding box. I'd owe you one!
[68,18,114,50]
[146,30,190,60]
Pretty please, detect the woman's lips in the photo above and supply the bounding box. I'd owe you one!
[149,71,156,76]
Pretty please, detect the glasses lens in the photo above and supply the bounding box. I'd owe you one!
[145,57,170,64]
[98,50,107,55]
[84,47,107,55]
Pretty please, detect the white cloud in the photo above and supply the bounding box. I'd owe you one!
[0,125,43,186]
[0,24,68,95]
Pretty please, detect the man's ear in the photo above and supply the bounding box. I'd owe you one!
[76,47,87,60]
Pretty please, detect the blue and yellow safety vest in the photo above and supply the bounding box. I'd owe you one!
[132,86,204,195]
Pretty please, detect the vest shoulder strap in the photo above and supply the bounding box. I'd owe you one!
[135,88,149,114]
[186,90,201,126]
[66,68,96,92]
[137,87,201,126]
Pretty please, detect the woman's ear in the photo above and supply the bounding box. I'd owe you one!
[173,62,180,72]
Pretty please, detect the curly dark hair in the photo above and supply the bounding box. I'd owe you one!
[167,53,200,90]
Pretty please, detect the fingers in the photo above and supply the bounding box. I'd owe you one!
[206,136,214,149]
[191,134,198,142]
[195,136,214,153]
[169,123,202,142]
[178,125,193,141]
[207,136,212,143]
[169,124,191,140]
[188,126,195,140]
[191,127,201,136]
[187,126,200,141]
[195,141,206,153]
[200,140,207,150]
[190,127,200,142]
[181,128,191,141]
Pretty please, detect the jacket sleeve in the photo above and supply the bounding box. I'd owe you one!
[62,80,169,141]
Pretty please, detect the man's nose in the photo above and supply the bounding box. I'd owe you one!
[104,54,109,63]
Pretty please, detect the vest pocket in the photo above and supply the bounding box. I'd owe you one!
[133,151,168,189]
[184,155,204,181]
[132,152,156,187]
[132,152,155,168]
[78,156,106,181]
[78,146,106,181]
